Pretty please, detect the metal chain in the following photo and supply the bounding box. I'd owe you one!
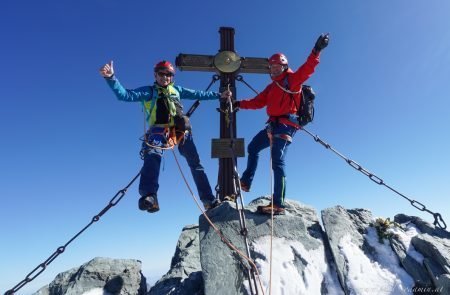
[185,74,220,117]
[236,75,447,230]
[5,172,141,295]
[236,75,260,95]
[301,127,447,230]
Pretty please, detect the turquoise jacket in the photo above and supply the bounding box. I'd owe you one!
[105,76,220,126]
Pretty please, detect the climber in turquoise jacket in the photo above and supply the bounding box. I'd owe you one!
[100,60,231,213]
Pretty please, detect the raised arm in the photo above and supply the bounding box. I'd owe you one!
[100,60,151,102]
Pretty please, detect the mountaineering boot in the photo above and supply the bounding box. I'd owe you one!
[203,198,221,210]
[240,180,250,192]
[223,194,236,202]
[257,203,285,215]
[138,194,160,213]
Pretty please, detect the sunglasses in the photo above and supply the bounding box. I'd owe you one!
[269,64,284,69]
[157,72,174,78]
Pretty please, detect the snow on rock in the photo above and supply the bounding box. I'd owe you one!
[339,229,414,294]
[32,201,450,295]
[251,236,343,295]
[199,197,342,295]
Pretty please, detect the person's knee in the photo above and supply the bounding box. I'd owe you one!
[247,140,261,155]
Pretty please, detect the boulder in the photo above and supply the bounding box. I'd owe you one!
[34,257,146,295]
[148,224,203,295]
[199,197,342,295]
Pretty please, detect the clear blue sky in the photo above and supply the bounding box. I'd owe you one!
[1,1,449,294]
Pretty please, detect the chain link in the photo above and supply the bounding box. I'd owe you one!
[5,172,141,295]
[301,127,447,230]
[236,75,447,230]
[236,75,260,95]
[185,74,220,118]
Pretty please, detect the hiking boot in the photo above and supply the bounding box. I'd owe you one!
[138,194,160,213]
[203,199,221,210]
[223,194,236,202]
[240,180,250,192]
[257,203,285,215]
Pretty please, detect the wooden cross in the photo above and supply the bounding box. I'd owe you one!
[175,27,269,201]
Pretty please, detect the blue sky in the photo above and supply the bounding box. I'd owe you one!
[1,0,450,293]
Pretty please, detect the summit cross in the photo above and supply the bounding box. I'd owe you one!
[175,27,269,201]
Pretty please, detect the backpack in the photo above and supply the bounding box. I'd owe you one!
[297,85,315,127]
[276,77,317,127]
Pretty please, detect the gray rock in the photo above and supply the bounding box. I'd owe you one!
[423,258,446,286]
[411,234,450,294]
[30,201,449,295]
[436,274,450,294]
[33,257,146,295]
[199,197,342,295]
[395,213,450,292]
[390,235,431,286]
[148,224,203,295]
[394,214,450,239]
[412,234,450,275]
[321,206,374,294]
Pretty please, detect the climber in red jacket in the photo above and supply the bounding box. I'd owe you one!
[235,33,330,215]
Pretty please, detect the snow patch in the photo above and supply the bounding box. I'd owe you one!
[248,236,343,295]
[389,223,424,263]
[81,288,113,295]
[338,228,414,295]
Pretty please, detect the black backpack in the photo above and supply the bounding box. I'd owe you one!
[297,85,315,127]
[278,76,316,127]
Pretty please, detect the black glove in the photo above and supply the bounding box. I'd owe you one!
[313,33,330,54]
[232,100,240,110]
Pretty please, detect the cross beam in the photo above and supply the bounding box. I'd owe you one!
[175,27,269,201]
[176,54,270,74]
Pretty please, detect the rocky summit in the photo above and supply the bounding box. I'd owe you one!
[34,197,450,295]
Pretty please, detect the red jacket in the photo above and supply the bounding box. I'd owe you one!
[239,50,320,128]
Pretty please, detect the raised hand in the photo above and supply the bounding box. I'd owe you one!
[313,33,330,54]
[220,89,233,102]
[99,60,114,78]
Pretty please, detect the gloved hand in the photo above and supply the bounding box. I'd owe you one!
[313,33,330,54]
[232,100,240,110]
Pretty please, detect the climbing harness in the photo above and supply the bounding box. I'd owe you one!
[235,75,447,230]
[141,75,220,151]
[141,126,178,151]
[4,172,141,295]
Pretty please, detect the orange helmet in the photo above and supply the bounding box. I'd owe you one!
[154,60,176,74]
[268,53,288,66]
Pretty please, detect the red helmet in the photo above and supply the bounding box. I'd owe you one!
[154,60,176,74]
[268,53,288,66]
